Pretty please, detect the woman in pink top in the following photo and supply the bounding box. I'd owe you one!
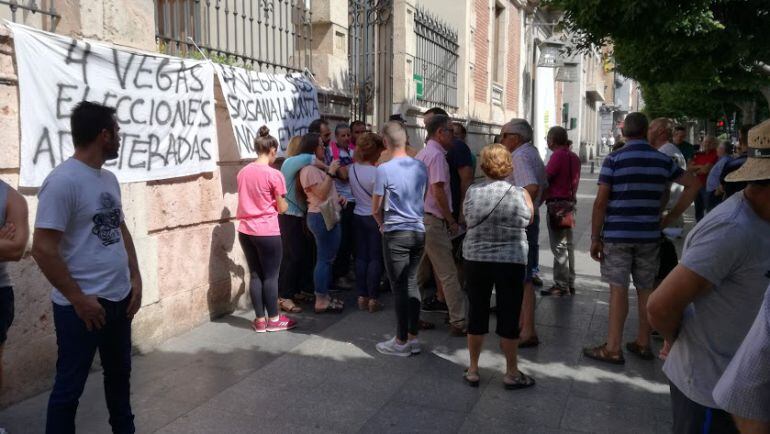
[297,133,345,313]
[237,126,296,333]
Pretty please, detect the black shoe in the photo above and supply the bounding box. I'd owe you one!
[421,296,448,313]
[532,275,544,287]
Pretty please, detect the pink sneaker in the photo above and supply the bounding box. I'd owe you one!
[267,315,297,332]
[252,319,267,333]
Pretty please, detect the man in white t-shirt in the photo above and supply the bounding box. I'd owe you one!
[32,101,142,433]
[650,118,687,235]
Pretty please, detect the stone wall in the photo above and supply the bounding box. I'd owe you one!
[0,0,350,407]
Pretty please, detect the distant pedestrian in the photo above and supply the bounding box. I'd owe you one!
[236,126,296,333]
[648,120,770,434]
[0,180,28,393]
[542,126,580,297]
[462,144,535,389]
[415,114,467,336]
[713,284,770,434]
[373,121,428,356]
[349,132,386,312]
[33,102,143,433]
[689,136,718,221]
[297,133,345,313]
[584,112,700,365]
[500,118,547,348]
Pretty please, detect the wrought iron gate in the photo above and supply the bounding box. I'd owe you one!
[348,0,393,126]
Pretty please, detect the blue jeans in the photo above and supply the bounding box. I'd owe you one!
[525,212,540,281]
[353,214,383,299]
[47,296,134,434]
[306,212,341,295]
[695,187,709,222]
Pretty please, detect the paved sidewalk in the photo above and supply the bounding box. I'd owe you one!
[0,165,675,433]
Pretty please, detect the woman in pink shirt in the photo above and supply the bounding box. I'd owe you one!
[237,126,296,333]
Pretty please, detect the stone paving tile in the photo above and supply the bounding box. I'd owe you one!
[560,394,662,433]
[358,401,467,434]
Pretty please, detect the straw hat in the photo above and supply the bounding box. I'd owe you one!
[726,119,770,182]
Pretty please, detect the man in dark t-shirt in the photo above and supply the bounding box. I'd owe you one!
[673,125,695,163]
[447,124,474,222]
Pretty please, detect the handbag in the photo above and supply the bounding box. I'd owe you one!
[318,197,340,231]
[547,154,576,229]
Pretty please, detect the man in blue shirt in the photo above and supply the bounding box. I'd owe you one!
[584,112,700,365]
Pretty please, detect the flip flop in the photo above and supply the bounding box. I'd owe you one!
[503,371,536,390]
[464,369,480,388]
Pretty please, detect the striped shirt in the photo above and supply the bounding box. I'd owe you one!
[598,140,684,243]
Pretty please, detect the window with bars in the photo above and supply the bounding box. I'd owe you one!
[154,0,313,73]
[413,7,458,109]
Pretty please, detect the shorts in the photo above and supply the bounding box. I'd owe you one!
[0,286,14,345]
[600,242,660,290]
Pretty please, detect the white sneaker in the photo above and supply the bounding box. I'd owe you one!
[376,337,411,357]
[408,338,422,355]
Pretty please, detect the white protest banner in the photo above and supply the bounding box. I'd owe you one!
[214,63,320,158]
[9,23,218,187]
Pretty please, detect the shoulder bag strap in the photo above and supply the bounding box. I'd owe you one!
[351,165,372,198]
[468,184,514,230]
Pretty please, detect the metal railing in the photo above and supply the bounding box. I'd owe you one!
[412,7,458,109]
[154,0,312,73]
[0,0,60,32]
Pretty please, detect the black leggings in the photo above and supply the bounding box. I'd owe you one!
[465,261,525,339]
[238,233,282,319]
[277,214,314,299]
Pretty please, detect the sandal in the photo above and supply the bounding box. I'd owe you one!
[503,371,536,390]
[418,319,435,330]
[293,293,315,305]
[625,341,655,360]
[518,336,540,348]
[279,298,303,313]
[540,286,567,297]
[464,369,480,388]
[368,299,383,313]
[583,343,625,365]
[357,296,369,311]
[314,297,344,314]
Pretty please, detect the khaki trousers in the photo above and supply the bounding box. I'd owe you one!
[422,214,466,327]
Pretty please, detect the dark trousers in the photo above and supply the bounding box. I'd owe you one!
[383,230,425,341]
[353,214,383,299]
[278,214,315,299]
[238,233,283,318]
[706,190,722,212]
[669,382,738,434]
[332,202,355,280]
[694,187,709,221]
[47,296,134,434]
[465,261,525,339]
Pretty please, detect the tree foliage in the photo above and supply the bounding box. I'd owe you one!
[545,0,770,120]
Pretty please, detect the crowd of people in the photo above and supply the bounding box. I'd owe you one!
[0,100,768,433]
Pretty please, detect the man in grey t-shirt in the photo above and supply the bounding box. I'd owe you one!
[648,120,770,434]
[32,102,142,433]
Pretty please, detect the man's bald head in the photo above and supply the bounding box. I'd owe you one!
[648,117,673,148]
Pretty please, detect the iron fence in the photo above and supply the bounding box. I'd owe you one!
[348,0,393,124]
[413,7,458,109]
[0,0,60,31]
[154,0,312,73]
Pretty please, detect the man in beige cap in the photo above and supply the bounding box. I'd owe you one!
[648,119,770,433]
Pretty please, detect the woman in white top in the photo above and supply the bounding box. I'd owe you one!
[349,133,386,312]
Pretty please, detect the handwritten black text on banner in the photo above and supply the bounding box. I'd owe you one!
[214,64,319,158]
[10,23,218,187]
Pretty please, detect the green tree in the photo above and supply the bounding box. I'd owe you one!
[546,0,770,122]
